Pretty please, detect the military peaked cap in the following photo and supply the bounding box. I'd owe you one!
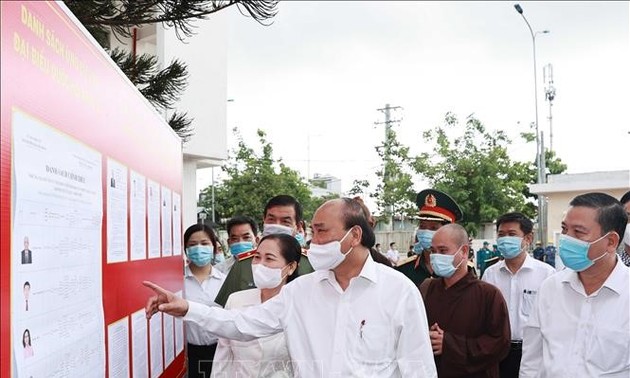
[415,189,463,223]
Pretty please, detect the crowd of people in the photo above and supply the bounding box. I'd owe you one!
[143,189,630,378]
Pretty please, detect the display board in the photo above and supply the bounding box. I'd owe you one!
[1,2,185,376]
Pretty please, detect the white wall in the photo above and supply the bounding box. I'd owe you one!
[157,13,229,226]
[158,14,228,163]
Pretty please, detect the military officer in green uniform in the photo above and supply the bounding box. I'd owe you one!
[477,241,494,278]
[213,195,314,307]
[396,189,463,286]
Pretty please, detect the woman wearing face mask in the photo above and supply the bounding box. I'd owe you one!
[212,233,300,378]
[183,224,226,378]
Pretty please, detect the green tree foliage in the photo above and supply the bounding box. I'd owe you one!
[199,129,329,228]
[64,0,278,141]
[372,126,417,223]
[411,112,539,236]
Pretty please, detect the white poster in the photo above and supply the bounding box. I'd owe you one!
[161,186,172,257]
[174,291,184,355]
[172,192,182,256]
[11,110,105,377]
[130,170,147,261]
[149,313,163,378]
[147,179,161,259]
[163,313,175,367]
[107,158,128,263]
[107,317,130,378]
[131,309,149,378]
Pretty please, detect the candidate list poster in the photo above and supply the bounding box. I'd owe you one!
[11,110,105,377]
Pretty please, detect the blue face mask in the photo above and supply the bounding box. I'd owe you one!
[497,236,524,259]
[430,246,465,278]
[213,252,225,264]
[295,232,306,247]
[559,233,608,272]
[415,229,436,253]
[187,245,214,267]
[229,241,254,256]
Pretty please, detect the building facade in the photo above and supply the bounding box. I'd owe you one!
[109,16,228,228]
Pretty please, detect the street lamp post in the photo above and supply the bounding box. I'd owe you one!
[514,3,549,246]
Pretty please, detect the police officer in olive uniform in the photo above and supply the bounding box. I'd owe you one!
[397,189,463,286]
[213,195,314,307]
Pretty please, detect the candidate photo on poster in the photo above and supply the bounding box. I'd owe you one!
[20,236,32,264]
[23,281,30,311]
[23,329,34,358]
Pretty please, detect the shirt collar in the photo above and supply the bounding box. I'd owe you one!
[184,265,226,280]
[561,257,629,296]
[315,251,378,284]
[498,253,534,274]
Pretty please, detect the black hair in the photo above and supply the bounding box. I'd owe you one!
[620,190,630,205]
[258,233,301,283]
[226,215,258,237]
[570,192,627,244]
[264,195,303,224]
[339,197,376,248]
[23,329,31,347]
[24,281,30,288]
[389,242,396,247]
[183,224,218,251]
[496,212,534,235]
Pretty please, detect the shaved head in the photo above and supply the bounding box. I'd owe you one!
[434,224,469,246]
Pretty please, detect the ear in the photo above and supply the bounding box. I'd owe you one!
[606,232,620,251]
[523,233,534,246]
[254,236,261,246]
[351,226,363,246]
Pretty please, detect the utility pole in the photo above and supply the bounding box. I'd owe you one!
[375,103,402,231]
[544,64,556,153]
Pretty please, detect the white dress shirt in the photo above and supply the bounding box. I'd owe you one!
[213,289,292,378]
[520,258,630,378]
[386,248,400,264]
[183,254,437,378]
[482,253,556,340]
[183,265,226,345]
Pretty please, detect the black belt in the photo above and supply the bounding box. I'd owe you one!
[510,340,523,351]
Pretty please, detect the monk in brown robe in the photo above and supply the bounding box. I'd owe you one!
[420,224,510,378]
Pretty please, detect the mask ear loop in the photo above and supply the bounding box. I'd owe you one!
[589,232,613,263]
[453,245,467,270]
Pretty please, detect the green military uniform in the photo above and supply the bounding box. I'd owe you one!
[476,243,493,278]
[214,249,313,307]
[397,253,437,286]
[396,189,463,286]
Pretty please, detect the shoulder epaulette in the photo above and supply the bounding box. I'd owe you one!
[398,255,418,266]
[237,249,257,261]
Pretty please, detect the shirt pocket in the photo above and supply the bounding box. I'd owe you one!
[521,290,537,317]
[587,329,630,373]
[348,323,395,368]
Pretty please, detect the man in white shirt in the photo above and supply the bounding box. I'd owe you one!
[386,242,400,265]
[481,212,555,377]
[145,198,437,378]
[520,192,630,377]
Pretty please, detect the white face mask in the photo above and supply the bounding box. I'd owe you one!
[308,228,354,271]
[624,224,630,247]
[262,223,294,237]
[252,263,287,289]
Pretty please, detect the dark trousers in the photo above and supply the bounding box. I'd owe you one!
[499,343,522,378]
[187,342,218,378]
